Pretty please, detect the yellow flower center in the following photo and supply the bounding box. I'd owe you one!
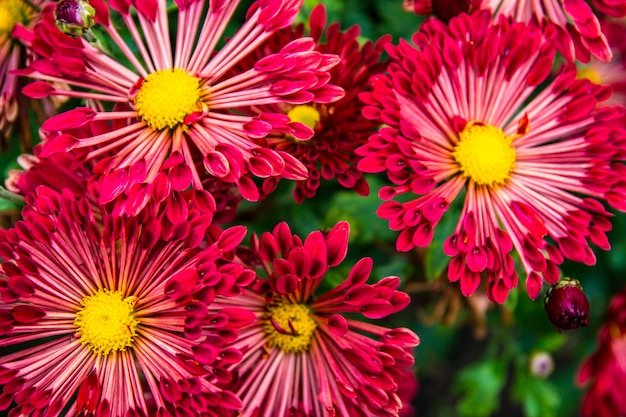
[453,122,516,186]
[74,289,139,356]
[134,68,202,131]
[576,66,602,85]
[0,0,31,37]
[288,105,320,129]
[263,302,317,353]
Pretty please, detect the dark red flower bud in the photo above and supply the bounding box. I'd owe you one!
[431,0,481,21]
[54,0,95,37]
[544,277,590,332]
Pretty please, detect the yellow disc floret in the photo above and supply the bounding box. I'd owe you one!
[0,0,32,36]
[452,122,516,186]
[576,66,602,85]
[134,68,202,131]
[287,105,320,130]
[74,289,139,356]
[263,301,317,353]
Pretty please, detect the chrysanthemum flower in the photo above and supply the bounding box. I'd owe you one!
[0,0,51,147]
[209,221,420,416]
[17,0,344,201]
[578,286,626,417]
[402,0,626,62]
[357,11,626,303]
[0,180,255,415]
[233,5,388,202]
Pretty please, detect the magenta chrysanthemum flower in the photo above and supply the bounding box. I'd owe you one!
[210,221,420,416]
[233,5,388,202]
[0,182,255,415]
[18,0,344,201]
[0,0,50,145]
[578,286,626,417]
[357,11,626,303]
[403,0,626,62]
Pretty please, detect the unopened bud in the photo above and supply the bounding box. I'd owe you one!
[544,277,590,332]
[54,0,95,37]
[432,0,480,21]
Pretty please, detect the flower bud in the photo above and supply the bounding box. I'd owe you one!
[54,0,95,37]
[544,277,590,332]
[431,0,481,21]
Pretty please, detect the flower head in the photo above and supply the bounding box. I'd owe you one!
[210,221,419,416]
[0,180,254,415]
[403,0,626,62]
[544,277,590,331]
[578,286,626,417]
[18,0,344,201]
[236,5,388,202]
[357,11,626,303]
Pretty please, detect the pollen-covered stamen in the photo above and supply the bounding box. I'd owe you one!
[74,289,139,356]
[453,122,516,186]
[263,302,317,353]
[134,68,202,131]
[0,0,32,36]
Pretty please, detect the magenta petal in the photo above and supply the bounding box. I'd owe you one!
[98,169,129,204]
[327,314,349,336]
[326,221,349,267]
[12,305,46,323]
[526,271,543,300]
[165,270,198,299]
[459,271,480,296]
[38,134,79,157]
[42,108,96,131]
[347,257,373,285]
[360,299,394,319]
[216,225,248,252]
[22,81,54,98]
[8,276,35,298]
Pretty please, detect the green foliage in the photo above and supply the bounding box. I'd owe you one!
[512,372,560,417]
[455,360,507,417]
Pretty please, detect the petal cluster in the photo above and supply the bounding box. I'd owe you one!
[402,0,626,62]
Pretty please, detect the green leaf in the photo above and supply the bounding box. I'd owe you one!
[512,372,561,417]
[454,360,507,417]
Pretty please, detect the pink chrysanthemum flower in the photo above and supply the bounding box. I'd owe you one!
[0,0,50,146]
[235,5,388,202]
[0,180,255,415]
[18,0,344,201]
[402,0,626,62]
[578,286,626,417]
[210,221,420,417]
[357,11,626,303]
